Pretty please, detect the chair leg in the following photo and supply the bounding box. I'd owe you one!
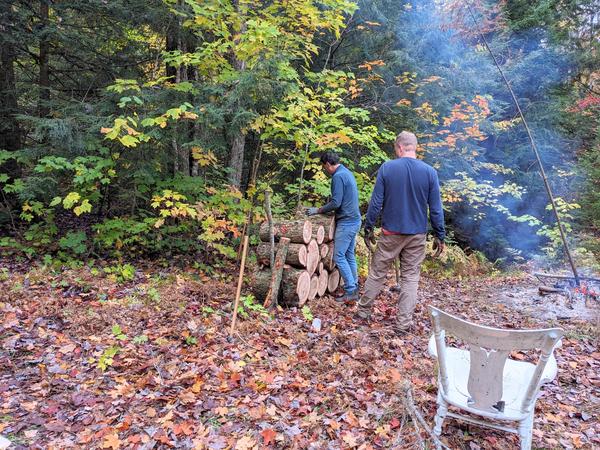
[518,413,534,450]
[433,391,448,436]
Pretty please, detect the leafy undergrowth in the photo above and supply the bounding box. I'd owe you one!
[0,261,598,449]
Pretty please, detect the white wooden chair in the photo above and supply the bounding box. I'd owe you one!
[427,306,563,450]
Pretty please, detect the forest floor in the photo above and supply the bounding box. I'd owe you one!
[1,260,599,450]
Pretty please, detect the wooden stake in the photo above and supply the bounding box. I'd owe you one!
[229,235,250,336]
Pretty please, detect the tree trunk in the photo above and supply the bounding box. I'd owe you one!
[264,237,290,309]
[259,219,313,244]
[256,242,307,267]
[38,0,50,117]
[280,268,311,307]
[0,2,21,154]
[228,0,247,187]
[328,269,340,293]
[317,269,329,297]
[308,275,318,301]
[228,129,245,187]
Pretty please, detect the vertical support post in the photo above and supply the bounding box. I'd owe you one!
[229,235,250,337]
[264,188,275,268]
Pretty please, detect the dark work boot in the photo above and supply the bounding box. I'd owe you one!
[335,290,359,303]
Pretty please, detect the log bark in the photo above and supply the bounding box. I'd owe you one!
[256,242,307,267]
[306,239,319,276]
[328,269,340,293]
[259,219,312,244]
[308,275,318,301]
[264,237,290,308]
[252,269,272,301]
[281,268,311,307]
[317,269,329,297]
[323,242,336,270]
[320,243,329,259]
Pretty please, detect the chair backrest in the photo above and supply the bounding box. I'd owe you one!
[429,306,563,414]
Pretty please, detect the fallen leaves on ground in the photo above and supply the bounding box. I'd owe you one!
[0,261,598,449]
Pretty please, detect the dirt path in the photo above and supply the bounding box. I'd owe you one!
[0,265,598,449]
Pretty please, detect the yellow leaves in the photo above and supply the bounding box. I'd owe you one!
[348,79,362,99]
[102,432,121,450]
[315,132,352,148]
[415,102,439,125]
[358,60,385,71]
[191,147,218,167]
[234,435,257,450]
[151,190,198,223]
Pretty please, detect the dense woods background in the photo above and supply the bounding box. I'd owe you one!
[1,0,598,269]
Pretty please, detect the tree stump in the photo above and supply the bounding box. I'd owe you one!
[256,242,307,267]
[259,219,312,244]
[317,269,329,297]
[281,268,311,307]
[327,268,340,293]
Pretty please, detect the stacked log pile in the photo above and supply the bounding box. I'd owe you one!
[252,215,339,307]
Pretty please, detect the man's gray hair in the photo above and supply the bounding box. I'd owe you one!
[395,131,418,150]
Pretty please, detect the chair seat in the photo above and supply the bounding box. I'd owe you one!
[428,336,558,421]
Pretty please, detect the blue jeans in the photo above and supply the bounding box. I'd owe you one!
[333,220,361,294]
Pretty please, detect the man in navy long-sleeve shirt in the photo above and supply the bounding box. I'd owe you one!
[306,151,361,301]
[356,131,445,333]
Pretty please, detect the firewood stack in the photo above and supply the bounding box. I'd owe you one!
[252,215,339,307]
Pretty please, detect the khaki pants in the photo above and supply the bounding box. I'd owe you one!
[357,233,426,329]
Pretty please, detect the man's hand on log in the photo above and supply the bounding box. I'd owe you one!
[305,207,319,216]
[432,237,445,258]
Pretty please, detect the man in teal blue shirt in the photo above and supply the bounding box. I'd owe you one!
[306,151,361,302]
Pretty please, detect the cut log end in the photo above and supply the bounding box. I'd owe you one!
[317,269,329,297]
[306,239,319,275]
[309,275,318,301]
[327,269,340,294]
[281,268,310,307]
[315,225,325,245]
